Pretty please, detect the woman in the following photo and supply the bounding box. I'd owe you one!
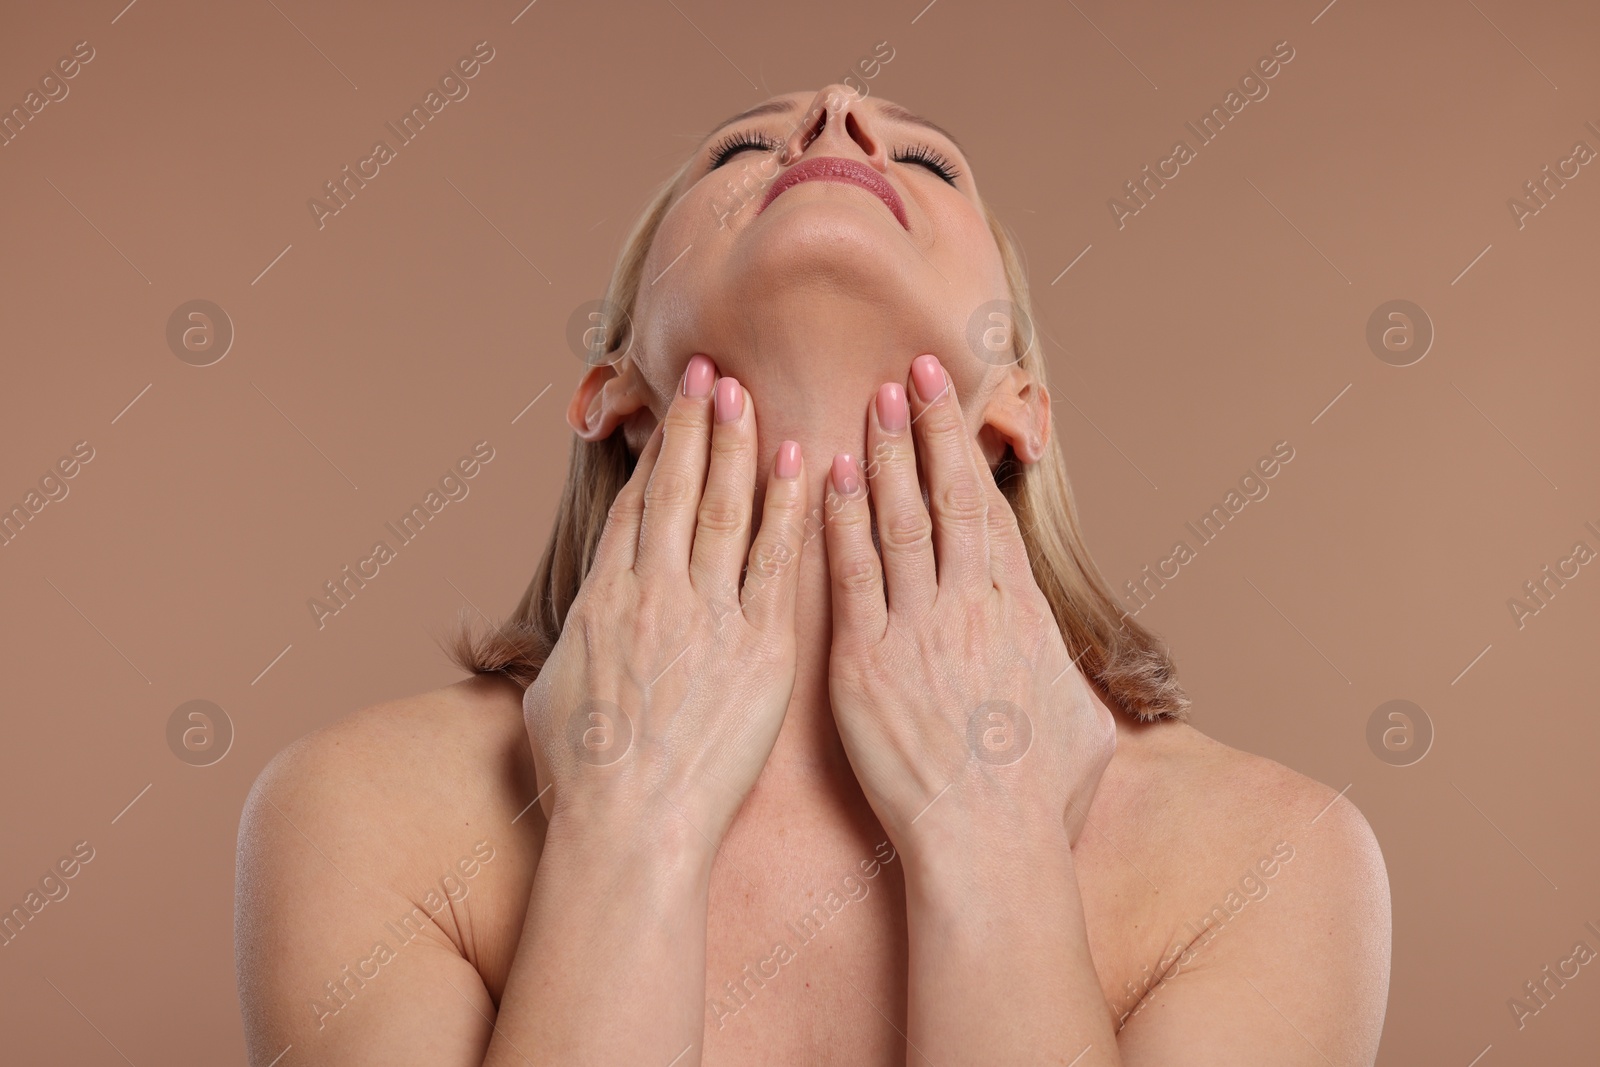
[235,85,1391,1065]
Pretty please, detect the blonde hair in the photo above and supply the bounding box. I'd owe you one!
[445,152,1189,722]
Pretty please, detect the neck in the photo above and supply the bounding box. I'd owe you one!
[688,284,949,805]
[647,272,1001,808]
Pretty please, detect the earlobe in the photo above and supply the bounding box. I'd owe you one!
[566,360,653,442]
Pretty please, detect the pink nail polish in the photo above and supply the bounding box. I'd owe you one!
[910,354,944,404]
[832,453,860,496]
[714,377,743,423]
[877,382,908,432]
[682,354,715,398]
[775,440,801,478]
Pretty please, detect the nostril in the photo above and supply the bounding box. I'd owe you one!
[797,105,827,156]
[844,111,873,154]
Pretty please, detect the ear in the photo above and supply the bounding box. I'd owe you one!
[566,357,654,442]
[976,364,1051,470]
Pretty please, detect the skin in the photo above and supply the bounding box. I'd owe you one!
[235,86,1392,1065]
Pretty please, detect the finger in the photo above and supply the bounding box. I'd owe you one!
[739,440,809,633]
[906,353,991,597]
[965,428,1034,590]
[634,353,717,579]
[689,376,757,596]
[823,452,888,645]
[592,420,665,573]
[864,382,936,616]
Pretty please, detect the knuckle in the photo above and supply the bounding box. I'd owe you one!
[880,507,933,553]
[935,479,988,523]
[833,554,881,593]
[695,494,745,536]
[1018,592,1055,634]
[643,467,696,509]
[577,564,620,605]
[959,596,991,634]
[755,538,796,579]
[920,409,967,447]
[749,533,796,578]
[632,581,673,628]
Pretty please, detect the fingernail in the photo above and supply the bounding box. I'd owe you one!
[714,377,743,423]
[682,353,715,398]
[831,453,859,496]
[775,440,801,479]
[910,354,945,404]
[877,382,908,432]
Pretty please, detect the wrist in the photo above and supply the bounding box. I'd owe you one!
[542,801,718,891]
[900,804,1076,910]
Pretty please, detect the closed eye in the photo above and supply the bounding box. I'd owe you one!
[892,144,961,185]
[710,129,964,187]
[707,130,782,169]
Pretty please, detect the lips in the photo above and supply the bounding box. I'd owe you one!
[756,156,908,229]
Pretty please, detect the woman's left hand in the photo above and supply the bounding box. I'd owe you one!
[822,352,1117,870]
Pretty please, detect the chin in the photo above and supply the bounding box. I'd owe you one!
[721,199,941,309]
[637,198,1000,386]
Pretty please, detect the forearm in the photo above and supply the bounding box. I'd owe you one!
[903,819,1123,1066]
[484,810,714,1066]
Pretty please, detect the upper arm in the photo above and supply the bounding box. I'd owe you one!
[1116,790,1392,1066]
[234,723,500,1067]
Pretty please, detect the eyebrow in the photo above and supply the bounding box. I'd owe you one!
[703,98,967,157]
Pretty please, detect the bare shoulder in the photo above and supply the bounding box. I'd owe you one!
[234,674,536,1066]
[239,674,534,894]
[243,674,531,833]
[1109,719,1388,899]
[1101,718,1392,1064]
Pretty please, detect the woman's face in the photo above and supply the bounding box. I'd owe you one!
[626,85,1015,420]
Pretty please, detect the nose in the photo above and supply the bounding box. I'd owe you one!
[779,84,887,169]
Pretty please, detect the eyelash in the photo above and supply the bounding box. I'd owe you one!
[706,131,780,168]
[893,144,961,184]
[707,131,962,185]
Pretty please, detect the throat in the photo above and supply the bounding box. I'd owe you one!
[748,550,863,802]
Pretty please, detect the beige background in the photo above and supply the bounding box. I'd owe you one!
[2,0,1597,1062]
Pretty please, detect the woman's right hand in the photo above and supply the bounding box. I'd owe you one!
[522,353,810,857]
